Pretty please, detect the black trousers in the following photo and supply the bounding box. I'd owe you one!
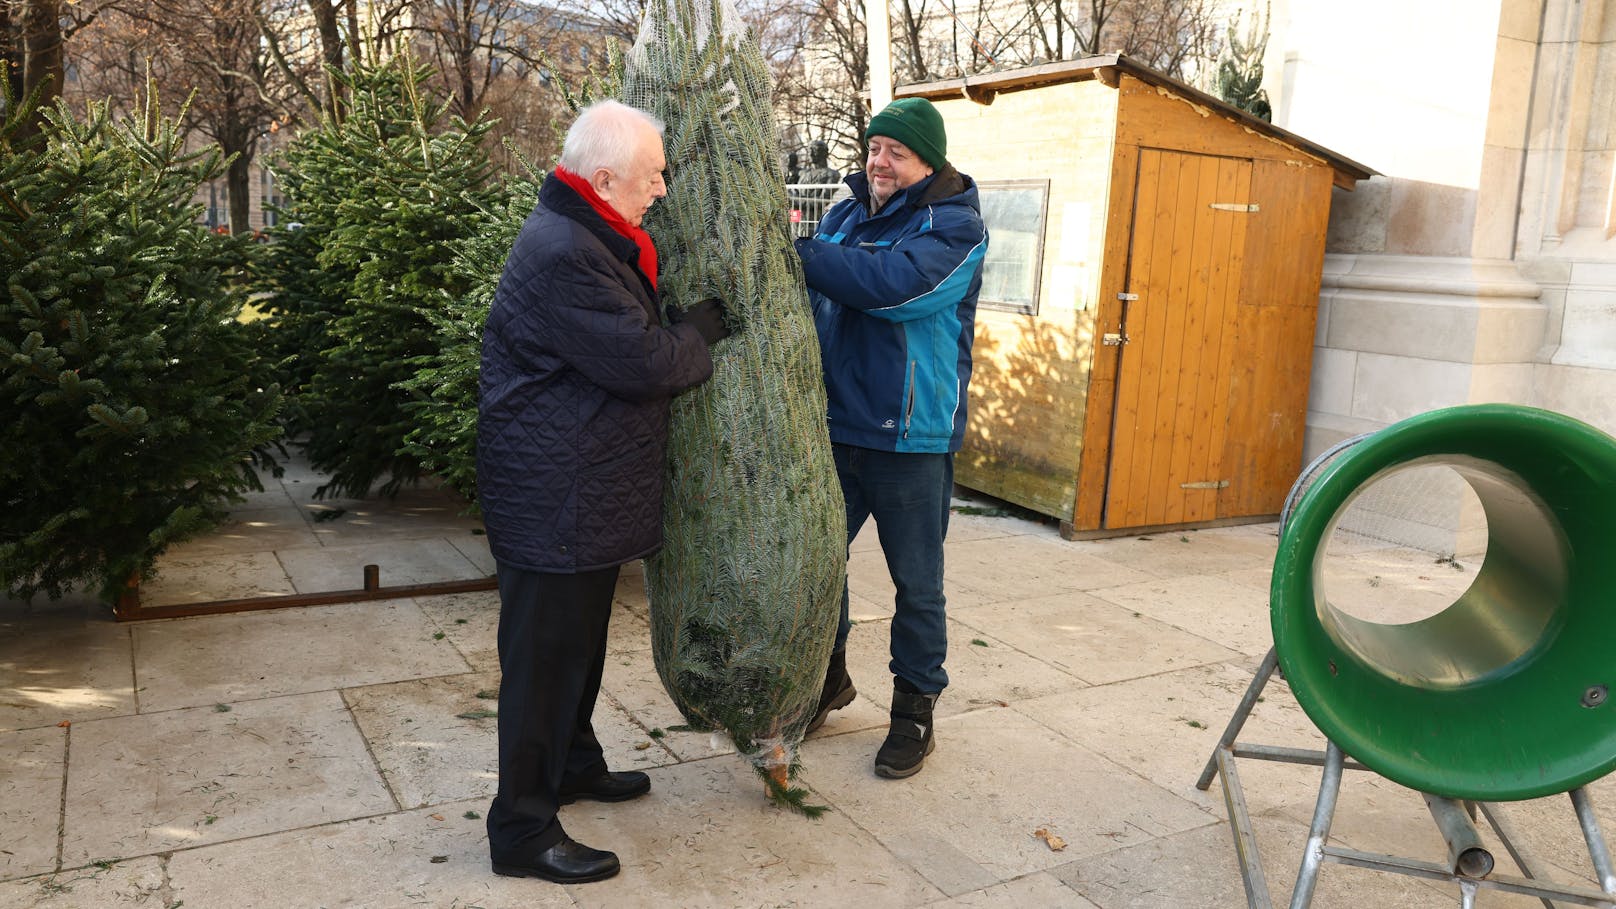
[485,561,620,856]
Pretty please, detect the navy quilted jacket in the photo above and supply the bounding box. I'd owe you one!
[477,175,714,573]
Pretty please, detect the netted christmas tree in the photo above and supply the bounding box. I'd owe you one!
[623,0,846,812]
[0,89,281,604]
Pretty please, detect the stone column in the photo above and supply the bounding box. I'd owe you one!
[1277,0,1616,460]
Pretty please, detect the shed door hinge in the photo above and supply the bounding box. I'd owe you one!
[1180,480,1230,490]
[1102,332,1130,346]
[1210,203,1259,212]
[1117,292,1139,301]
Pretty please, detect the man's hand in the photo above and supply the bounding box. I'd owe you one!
[671,297,731,345]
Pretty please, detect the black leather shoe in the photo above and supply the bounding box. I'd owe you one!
[491,835,620,883]
[558,769,651,805]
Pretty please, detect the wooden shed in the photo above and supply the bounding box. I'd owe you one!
[897,55,1375,538]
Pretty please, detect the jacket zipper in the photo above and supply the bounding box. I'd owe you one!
[903,360,917,439]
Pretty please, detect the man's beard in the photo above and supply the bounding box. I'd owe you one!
[869,180,893,212]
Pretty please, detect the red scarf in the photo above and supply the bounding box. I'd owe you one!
[553,165,658,289]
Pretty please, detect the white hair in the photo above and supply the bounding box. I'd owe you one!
[558,100,665,176]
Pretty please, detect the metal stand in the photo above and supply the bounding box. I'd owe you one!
[1199,648,1616,908]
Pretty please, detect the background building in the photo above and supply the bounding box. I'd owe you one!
[1266,0,1616,448]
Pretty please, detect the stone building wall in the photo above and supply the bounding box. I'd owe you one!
[1267,0,1616,453]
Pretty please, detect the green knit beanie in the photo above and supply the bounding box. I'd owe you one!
[865,98,948,170]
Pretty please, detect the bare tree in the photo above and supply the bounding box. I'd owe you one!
[69,0,307,231]
[773,0,870,171]
[2,0,123,138]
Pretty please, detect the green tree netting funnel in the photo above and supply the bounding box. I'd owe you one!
[1272,404,1616,801]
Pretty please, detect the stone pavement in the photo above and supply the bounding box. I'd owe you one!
[3,459,1613,908]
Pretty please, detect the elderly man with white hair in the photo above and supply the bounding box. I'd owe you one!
[476,99,729,884]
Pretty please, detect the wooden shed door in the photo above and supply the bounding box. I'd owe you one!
[1102,148,1253,529]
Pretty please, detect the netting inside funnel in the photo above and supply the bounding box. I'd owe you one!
[1286,439,1486,626]
[623,0,847,812]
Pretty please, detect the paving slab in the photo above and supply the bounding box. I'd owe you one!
[1075,526,1281,580]
[342,671,503,810]
[846,544,899,616]
[0,607,133,731]
[952,591,1239,686]
[797,708,1215,890]
[1216,564,1274,592]
[562,756,946,908]
[301,502,485,546]
[0,857,166,908]
[1268,770,1610,907]
[843,616,1084,719]
[165,799,570,909]
[0,726,64,880]
[228,474,301,511]
[1085,572,1275,657]
[344,671,678,810]
[1053,811,1499,909]
[137,550,296,608]
[411,590,503,672]
[923,871,1101,908]
[62,691,395,866]
[1470,776,1616,886]
[944,500,1055,542]
[276,538,487,593]
[944,535,1156,608]
[449,532,497,575]
[155,505,317,558]
[132,600,469,711]
[602,645,737,763]
[1014,661,1324,817]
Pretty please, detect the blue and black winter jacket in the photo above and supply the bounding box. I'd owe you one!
[794,165,987,453]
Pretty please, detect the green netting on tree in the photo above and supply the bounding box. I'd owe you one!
[623,0,846,814]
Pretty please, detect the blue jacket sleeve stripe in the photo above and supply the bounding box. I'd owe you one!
[871,236,987,319]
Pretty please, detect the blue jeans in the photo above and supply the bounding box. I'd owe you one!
[833,444,951,693]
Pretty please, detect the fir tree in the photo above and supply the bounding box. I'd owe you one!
[395,69,624,506]
[624,0,845,813]
[396,176,539,505]
[1218,5,1273,122]
[0,89,282,604]
[257,54,502,499]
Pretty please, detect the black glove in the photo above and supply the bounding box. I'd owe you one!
[674,297,731,345]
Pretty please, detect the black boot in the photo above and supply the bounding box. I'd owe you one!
[806,648,856,733]
[875,678,938,779]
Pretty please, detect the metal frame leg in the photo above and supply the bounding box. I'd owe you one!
[1477,801,1564,909]
[1198,648,1279,791]
[1289,740,1346,909]
[1217,746,1274,909]
[1572,788,1616,897]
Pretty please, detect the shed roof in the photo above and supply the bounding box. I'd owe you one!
[895,54,1377,190]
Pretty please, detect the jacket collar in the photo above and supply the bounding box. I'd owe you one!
[539,173,643,266]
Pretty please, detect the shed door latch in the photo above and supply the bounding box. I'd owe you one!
[1210,202,1260,212]
[1117,292,1139,301]
[1180,480,1230,490]
[1102,332,1130,347]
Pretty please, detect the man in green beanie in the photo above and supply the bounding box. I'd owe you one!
[792,96,988,779]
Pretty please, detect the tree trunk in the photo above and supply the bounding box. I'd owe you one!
[307,0,345,114]
[2,2,25,107]
[226,138,254,234]
[17,0,62,141]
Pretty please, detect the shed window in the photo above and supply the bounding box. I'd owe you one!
[976,180,1049,315]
